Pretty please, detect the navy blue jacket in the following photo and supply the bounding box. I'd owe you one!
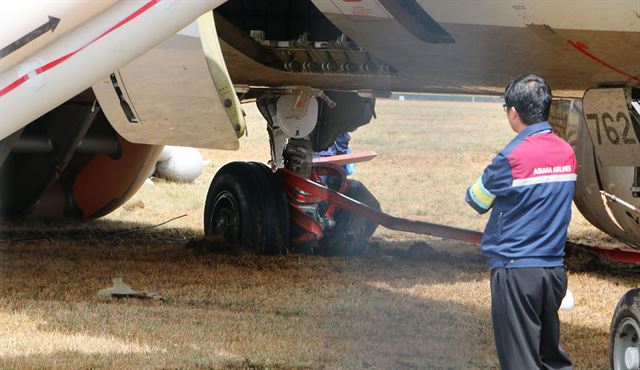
[466,122,577,269]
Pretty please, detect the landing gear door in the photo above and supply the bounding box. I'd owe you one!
[197,11,245,138]
[583,88,640,166]
[93,17,244,150]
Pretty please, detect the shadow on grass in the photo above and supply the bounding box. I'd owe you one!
[0,224,613,369]
[0,274,609,369]
[0,218,200,245]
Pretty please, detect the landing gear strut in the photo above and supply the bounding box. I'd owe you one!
[262,89,379,255]
[203,88,379,255]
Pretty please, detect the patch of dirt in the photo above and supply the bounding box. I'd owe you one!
[185,236,251,256]
[123,200,145,211]
[380,241,484,264]
[565,241,640,277]
[0,224,192,245]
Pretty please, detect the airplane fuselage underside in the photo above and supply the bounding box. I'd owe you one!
[218,0,640,96]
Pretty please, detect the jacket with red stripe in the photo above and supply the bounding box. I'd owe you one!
[465,121,577,269]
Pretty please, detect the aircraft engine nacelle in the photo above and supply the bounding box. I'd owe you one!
[0,95,162,220]
[554,89,640,247]
[0,13,245,221]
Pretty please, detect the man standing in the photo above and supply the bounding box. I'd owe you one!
[465,75,575,370]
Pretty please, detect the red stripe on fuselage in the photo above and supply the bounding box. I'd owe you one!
[0,0,160,98]
[567,40,640,83]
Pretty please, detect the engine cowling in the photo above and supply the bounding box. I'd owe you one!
[556,95,640,246]
[0,16,244,221]
[0,95,161,220]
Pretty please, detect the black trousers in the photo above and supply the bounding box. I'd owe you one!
[491,267,572,370]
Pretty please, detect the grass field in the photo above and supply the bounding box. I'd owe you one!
[0,99,634,369]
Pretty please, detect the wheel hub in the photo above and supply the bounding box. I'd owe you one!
[615,317,640,370]
[211,191,240,242]
[626,347,640,369]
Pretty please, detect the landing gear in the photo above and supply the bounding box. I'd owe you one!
[610,289,640,370]
[204,161,289,254]
[203,88,378,255]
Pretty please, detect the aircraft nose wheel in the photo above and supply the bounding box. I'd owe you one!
[610,289,640,370]
[204,161,289,254]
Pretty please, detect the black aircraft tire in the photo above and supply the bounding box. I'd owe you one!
[204,161,289,255]
[247,161,290,254]
[609,288,640,370]
[319,180,380,256]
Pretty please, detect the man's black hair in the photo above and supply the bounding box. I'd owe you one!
[504,74,552,125]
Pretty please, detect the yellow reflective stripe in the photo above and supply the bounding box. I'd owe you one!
[471,178,495,209]
[475,176,496,201]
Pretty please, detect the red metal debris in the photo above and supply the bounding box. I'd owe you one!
[282,156,640,264]
[587,245,640,264]
[312,151,378,166]
[279,168,483,245]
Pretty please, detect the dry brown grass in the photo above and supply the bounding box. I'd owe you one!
[0,99,632,369]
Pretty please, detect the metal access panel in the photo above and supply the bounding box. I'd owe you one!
[92,20,243,150]
[582,88,640,166]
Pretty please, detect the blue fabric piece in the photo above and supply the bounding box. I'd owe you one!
[343,162,355,176]
[314,133,355,177]
[315,133,351,157]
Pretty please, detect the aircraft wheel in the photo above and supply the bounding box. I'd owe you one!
[319,179,380,256]
[204,161,289,254]
[609,288,640,370]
